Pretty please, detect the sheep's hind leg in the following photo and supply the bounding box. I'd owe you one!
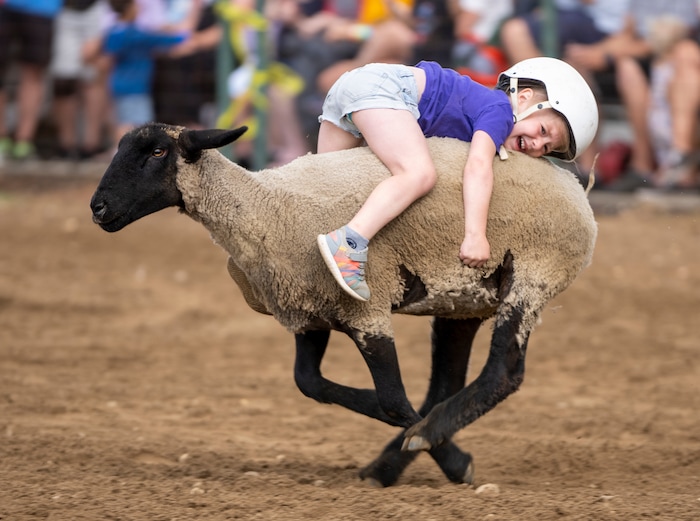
[359,317,481,487]
[402,304,530,452]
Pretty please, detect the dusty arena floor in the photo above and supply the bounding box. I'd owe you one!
[1,164,699,520]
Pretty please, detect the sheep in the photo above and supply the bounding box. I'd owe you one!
[90,123,597,487]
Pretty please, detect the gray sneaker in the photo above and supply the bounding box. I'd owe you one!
[317,228,370,301]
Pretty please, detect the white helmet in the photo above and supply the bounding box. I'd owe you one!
[498,57,599,161]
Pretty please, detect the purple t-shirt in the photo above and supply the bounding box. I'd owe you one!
[416,61,514,149]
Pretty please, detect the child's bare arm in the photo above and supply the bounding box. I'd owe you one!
[460,130,496,268]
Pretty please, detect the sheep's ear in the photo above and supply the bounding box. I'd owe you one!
[181,126,248,152]
[179,127,248,163]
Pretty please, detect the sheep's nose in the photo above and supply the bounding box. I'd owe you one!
[91,200,107,222]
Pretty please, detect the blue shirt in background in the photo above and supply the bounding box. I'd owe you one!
[103,23,187,97]
[3,0,63,17]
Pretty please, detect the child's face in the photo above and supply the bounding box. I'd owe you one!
[505,88,568,158]
[505,109,567,158]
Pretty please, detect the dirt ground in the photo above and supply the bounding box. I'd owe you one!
[1,166,699,521]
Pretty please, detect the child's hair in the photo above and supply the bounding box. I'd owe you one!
[109,0,134,17]
[496,77,572,158]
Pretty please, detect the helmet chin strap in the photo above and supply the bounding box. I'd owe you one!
[509,77,552,123]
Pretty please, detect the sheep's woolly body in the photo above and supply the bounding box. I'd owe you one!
[175,136,596,342]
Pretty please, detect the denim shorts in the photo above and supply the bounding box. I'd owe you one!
[318,63,420,137]
[114,94,154,126]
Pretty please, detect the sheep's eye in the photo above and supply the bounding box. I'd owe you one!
[152,147,167,158]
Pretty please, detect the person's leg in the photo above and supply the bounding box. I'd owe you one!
[317,119,363,153]
[52,80,81,155]
[0,6,15,146]
[345,108,436,240]
[316,109,435,302]
[0,89,7,140]
[668,39,700,157]
[50,7,80,157]
[82,78,106,154]
[13,11,54,158]
[86,53,115,155]
[354,20,415,64]
[499,15,541,64]
[14,63,46,145]
[78,4,110,156]
[315,119,369,299]
[266,84,310,165]
[316,65,428,301]
[316,20,415,94]
[615,57,654,176]
[81,64,112,155]
[655,39,700,187]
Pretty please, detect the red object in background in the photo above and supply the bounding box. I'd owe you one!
[455,44,509,88]
[596,140,632,185]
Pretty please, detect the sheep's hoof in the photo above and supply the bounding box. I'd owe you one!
[463,461,475,485]
[363,477,384,488]
[401,435,431,452]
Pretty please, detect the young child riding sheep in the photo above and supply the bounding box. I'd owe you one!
[317,58,599,302]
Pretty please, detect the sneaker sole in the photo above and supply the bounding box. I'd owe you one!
[316,234,369,302]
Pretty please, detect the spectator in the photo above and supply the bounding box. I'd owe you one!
[314,0,415,94]
[0,0,63,162]
[277,0,411,147]
[312,0,514,91]
[500,1,629,65]
[152,0,222,128]
[50,0,112,160]
[216,0,309,166]
[451,0,513,86]
[100,0,191,144]
[603,1,700,191]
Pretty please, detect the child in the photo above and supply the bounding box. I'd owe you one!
[102,0,192,143]
[317,57,598,301]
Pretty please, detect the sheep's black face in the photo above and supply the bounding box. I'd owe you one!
[90,125,183,232]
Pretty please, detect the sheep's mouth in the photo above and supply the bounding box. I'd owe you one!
[91,209,128,232]
[92,214,125,232]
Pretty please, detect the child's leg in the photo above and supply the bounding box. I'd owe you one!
[346,108,437,240]
[317,108,435,302]
[316,119,371,301]
[317,119,363,153]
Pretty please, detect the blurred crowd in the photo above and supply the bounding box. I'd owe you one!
[0,0,699,192]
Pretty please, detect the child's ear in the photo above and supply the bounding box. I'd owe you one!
[517,87,534,106]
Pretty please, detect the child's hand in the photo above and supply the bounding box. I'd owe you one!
[459,234,490,268]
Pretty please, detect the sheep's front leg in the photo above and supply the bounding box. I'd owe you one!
[360,317,481,487]
[294,330,406,427]
[402,305,529,452]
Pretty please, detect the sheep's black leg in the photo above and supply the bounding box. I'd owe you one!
[355,333,423,427]
[293,330,405,427]
[402,305,530,452]
[359,317,481,487]
[295,330,425,428]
